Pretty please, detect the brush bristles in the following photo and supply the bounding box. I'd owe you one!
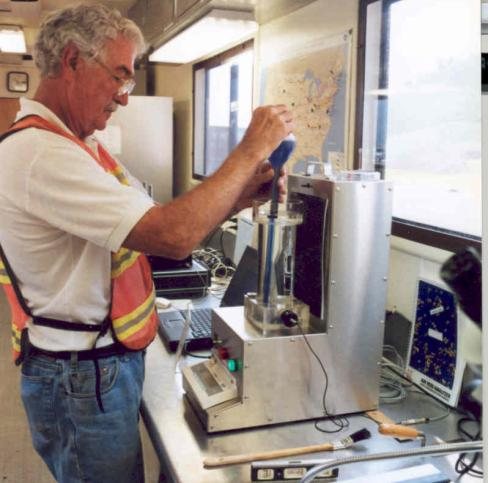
[349,428,372,443]
[335,428,372,450]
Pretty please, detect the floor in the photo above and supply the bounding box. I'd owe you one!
[0,290,161,482]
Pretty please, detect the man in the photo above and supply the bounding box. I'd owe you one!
[0,3,292,483]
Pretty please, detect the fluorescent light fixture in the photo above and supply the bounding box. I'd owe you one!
[0,25,26,54]
[149,9,257,64]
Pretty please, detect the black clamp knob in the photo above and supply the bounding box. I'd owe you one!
[280,309,298,327]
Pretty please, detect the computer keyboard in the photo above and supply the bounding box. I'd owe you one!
[158,308,213,352]
[189,309,212,338]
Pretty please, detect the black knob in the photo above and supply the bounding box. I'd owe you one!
[280,310,298,327]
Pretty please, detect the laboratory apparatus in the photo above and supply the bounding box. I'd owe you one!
[183,169,393,432]
[244,199,309,335]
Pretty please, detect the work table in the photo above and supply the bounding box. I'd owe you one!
[141,333,477,482]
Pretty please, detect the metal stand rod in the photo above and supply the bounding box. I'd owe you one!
[300,440,483,482]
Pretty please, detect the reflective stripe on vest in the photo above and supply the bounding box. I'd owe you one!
[0,257,30,361]
[0,115,158,357]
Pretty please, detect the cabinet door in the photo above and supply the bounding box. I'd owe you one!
[130,0,175,41]
[175,0,204,17]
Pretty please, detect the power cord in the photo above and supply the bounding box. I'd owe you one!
[193,247,235,299]
[379,359,451,426]
[183,346,211,359]
[382,344,405,368]
[379,347,412,403]
[295,321,349,433]
[454,418,483,478]
[379,368,408,404]
[193,247,235,279]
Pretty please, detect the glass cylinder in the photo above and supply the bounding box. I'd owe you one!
[244,199,309,335]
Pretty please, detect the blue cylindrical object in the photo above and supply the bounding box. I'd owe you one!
[268,133,296,170]
[263,133,296,305]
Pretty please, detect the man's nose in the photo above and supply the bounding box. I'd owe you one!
[114,92,129,106]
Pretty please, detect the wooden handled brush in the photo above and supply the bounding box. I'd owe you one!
[378,423,424,439]
[203,428,371,469]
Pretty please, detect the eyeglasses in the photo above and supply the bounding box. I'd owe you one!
[93,55,136,96]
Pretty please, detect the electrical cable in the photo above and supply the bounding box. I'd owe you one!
[378,354,410,404]
[199,219,237,264]
[379,375,407,403]
[295,321,349,433]
[379,366,408,404]
[398,387,451,425]
[457,417,480,440]
[183,347,211,359]
[379,358,451,425]
[382,344,405,368]
[192,246,235,300]
[378,353,481,477]
[380,379,405,398]
[454,418,483,478]
[193,247,235,280]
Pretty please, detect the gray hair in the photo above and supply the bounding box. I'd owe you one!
[34,2,146,77]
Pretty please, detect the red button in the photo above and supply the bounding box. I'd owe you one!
[217,347,229,360]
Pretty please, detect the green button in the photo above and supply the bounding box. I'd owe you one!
[227,359,237,372]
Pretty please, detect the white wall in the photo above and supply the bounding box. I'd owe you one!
[97,96,174,204]
[387,237,454,318]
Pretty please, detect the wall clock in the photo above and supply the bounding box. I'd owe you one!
[7,71,29,93]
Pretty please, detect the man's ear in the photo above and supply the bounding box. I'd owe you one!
[61,43,81,78]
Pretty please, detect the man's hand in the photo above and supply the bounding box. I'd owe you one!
[237,105,294,163]
[123,105,292,259]
[233,161,287,214]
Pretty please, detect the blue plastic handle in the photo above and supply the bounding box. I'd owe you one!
[268,133,296,170]
[262,133,296,306]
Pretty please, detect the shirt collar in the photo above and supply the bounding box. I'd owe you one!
[17,97,99,149]
[17,98,73,133]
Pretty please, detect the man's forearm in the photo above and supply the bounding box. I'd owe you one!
[122,144,264,258]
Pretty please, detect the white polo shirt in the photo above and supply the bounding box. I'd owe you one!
[0,98,156,351]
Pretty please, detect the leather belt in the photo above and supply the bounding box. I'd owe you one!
[29,343,129,361]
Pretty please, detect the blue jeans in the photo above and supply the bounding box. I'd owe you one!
[20,350,146,483]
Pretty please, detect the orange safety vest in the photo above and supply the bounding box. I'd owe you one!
[0,115,158,362]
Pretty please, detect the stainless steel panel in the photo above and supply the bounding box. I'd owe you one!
[289,174,393,415]
[184,174,393,432]
[326,178,392,413]
[204,308,329,432]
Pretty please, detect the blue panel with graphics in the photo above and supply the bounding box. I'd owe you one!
[409,280,457,390]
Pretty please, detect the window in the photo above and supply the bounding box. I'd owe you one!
[356,0,481,251]
[193,40,254,179]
